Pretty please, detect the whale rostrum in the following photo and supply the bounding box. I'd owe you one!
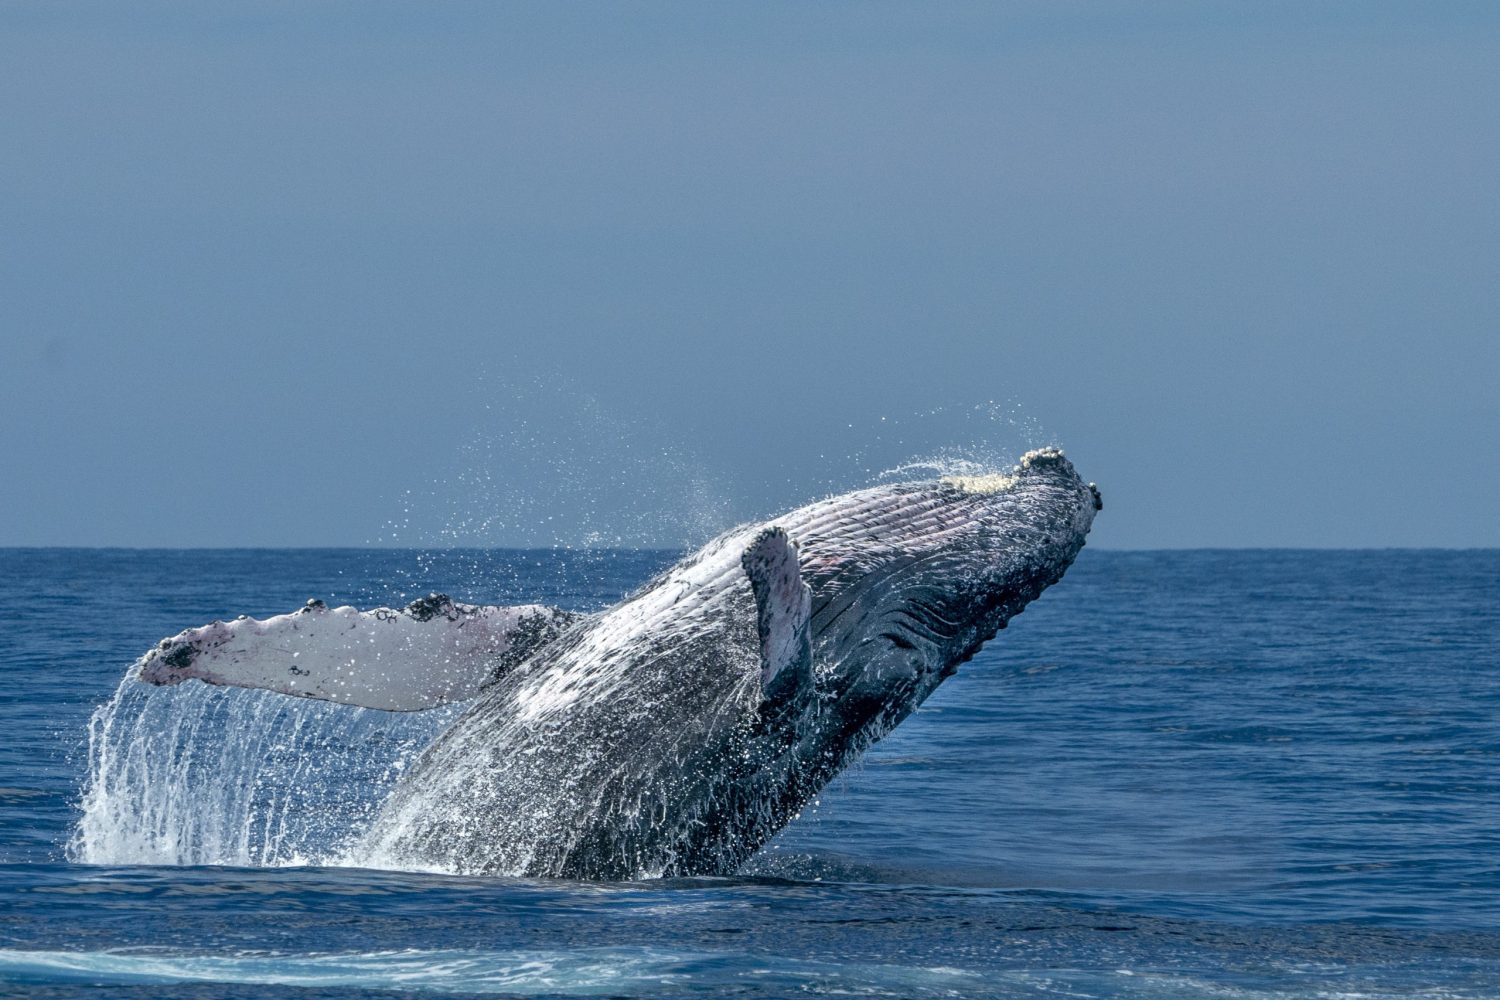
[133,447,1100,878]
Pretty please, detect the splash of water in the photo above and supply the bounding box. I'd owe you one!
[71,673,459,867]
[382,375,737,557]
[71,395,1060,872]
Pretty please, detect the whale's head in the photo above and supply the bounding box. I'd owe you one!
[795,447,1100,730]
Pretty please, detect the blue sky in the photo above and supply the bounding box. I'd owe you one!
[3,2,1496,548]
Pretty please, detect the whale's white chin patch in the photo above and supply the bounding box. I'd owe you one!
[940,473,1018,495]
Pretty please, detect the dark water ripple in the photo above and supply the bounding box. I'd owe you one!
[1,547,1498,996]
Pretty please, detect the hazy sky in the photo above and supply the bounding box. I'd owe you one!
[3,2,1497,549]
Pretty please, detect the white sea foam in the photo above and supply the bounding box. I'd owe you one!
[6,947,1472,998]
[0,946,987,995]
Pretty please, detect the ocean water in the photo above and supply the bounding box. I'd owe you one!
[1,547,1498,997]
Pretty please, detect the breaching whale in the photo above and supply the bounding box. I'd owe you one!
[133,448,1101,879]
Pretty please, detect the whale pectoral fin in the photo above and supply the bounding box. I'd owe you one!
[741,526,813,702]
[135,597,582,712]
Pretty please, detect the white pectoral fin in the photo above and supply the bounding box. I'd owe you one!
[135,596,581,711]
[741,526,814,703]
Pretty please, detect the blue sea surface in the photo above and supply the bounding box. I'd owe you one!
[1,547,1497,997]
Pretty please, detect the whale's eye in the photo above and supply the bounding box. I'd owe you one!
[882,632,917,651]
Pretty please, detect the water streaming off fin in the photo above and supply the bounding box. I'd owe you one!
[72,677,460,867]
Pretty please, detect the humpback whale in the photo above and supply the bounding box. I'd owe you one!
[133,448,1100,879]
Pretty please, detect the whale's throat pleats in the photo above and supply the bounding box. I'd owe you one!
[740,526,814,704]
